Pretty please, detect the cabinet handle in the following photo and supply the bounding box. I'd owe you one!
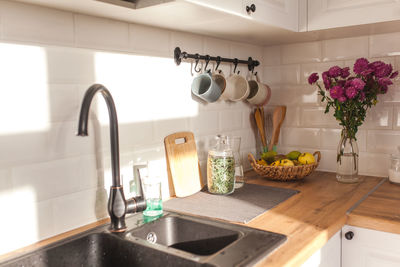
[345,231,354,240]
[246,4,256,13]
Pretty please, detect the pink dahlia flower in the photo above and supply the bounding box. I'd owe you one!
[308,72,319,84]
[353,58,369,75]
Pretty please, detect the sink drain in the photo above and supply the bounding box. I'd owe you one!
[146,232,157,243]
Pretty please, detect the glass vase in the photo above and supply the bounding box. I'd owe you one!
[336,129,359,183]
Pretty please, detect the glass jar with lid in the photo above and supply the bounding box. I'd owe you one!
[207,135,235,195]
[389,153,400,184]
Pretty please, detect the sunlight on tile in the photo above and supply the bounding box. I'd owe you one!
[0,185,38,255]
[94,52,198,125]
[0,43,49,135]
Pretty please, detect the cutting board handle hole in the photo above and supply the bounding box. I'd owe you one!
[175,137,186,144]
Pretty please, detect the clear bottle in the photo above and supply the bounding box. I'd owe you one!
[336,129,359,183]
[207,135,235,195]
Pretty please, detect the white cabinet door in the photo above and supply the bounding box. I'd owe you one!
[302,230,341,267]
[242,0,299,31]
[342,225,400,267]
[308,0,400,31]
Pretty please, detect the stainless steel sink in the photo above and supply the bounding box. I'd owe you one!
[0,212,286,267]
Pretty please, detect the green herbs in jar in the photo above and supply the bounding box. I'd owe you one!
[207,154,235,195]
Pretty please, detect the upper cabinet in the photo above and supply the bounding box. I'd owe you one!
[308,0,400,31]
[184,0,304,32]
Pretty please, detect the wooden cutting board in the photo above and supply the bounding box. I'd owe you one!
[164,132,203,197]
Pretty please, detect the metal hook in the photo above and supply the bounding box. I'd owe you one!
[194,54,202,73]
[215,56,222,73]
[204,55,211,73]
[233,58,238,74]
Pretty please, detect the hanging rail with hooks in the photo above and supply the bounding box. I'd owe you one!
[174,47,260,73]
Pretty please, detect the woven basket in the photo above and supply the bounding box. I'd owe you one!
[248,151,321,181]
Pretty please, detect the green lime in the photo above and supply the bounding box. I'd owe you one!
[286,151,301,160]
[261,151,277,164]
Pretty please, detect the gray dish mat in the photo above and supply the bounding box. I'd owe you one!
[164,183,299,224]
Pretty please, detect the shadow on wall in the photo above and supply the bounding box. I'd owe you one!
[0,42,206,254]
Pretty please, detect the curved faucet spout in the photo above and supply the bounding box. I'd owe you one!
[77,84,146,232]
[77,84,120,187]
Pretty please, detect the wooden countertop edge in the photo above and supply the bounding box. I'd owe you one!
[258,215,347,267]
[347,213,400,235]
[0,218,110,262]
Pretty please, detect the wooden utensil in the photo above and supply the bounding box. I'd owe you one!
[254,108,267,148]
[164,132,203,197]
[268,106,287,151]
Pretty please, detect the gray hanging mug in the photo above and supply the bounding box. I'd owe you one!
[191,72,222,103]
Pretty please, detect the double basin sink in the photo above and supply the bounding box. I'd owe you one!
[1,212,286,267]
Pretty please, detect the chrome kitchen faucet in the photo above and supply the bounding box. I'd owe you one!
[77,84,146,232]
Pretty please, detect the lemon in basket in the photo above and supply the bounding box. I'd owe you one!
[298,152,315,165]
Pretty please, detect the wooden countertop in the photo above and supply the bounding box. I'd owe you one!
[347,180,400,235]
[245,171,382,267]
[3,171,400,267]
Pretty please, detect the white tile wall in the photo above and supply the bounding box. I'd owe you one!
[74,14,130,52]
[0,1,74,46]
[322,36,369,62]
[281,42,321,64]
[0,0,264,255]
[2,0,400,256]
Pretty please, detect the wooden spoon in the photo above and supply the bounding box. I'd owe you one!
[254,108,267,148]
[268,106,287,151]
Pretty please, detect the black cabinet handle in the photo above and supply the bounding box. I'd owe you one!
[246,4,256,13]
[345,231,354,240]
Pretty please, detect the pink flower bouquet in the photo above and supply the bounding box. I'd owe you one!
[308,58,398,140]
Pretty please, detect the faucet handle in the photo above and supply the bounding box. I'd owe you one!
[126,196,147,213]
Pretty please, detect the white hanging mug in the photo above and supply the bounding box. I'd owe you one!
[246,73,268,106]
[223,69,250,101]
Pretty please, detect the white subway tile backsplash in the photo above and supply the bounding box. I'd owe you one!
[359,152,390,177]
[361,105,393,130]
[153,118,190,141]
[75,14,130,52]
[367,130,400,154]
[11,155,99,202]
[48,84,79,123]
[282,127,320,148]
[119,122,155,150]
[393,106,400,129]
[129,24,170,55]
[204,37,231,58]
[219,110,243,131]
[46,47,96,84]
[301,107,340,128]
[170,31,203,55]
[320,129,366,152]
[281,65,301,84]
[53,187,107,234]
[322,36,368,62]
[262,45,281,66]
[315,149,337,172]
[190,111,220,135]
[281,42,321,64]
[370,32,400,57]
[263,66,281,85]
[0,1,74,45]
[230,42,262,63]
